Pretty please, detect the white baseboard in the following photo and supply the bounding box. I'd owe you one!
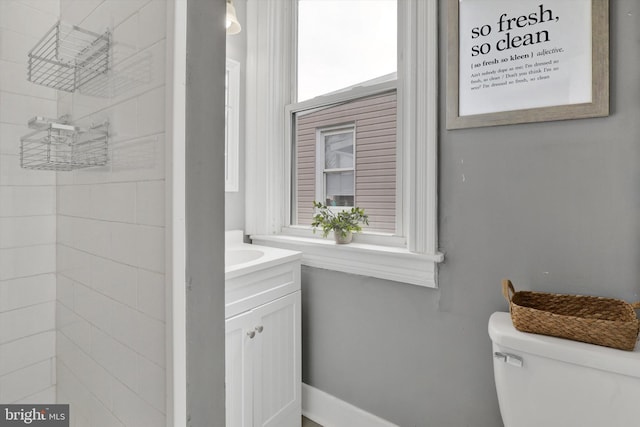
[302,383,398,427]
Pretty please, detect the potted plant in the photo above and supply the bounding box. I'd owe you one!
[311,201,369,244]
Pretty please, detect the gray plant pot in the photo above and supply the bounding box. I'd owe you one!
[333,230,353,244]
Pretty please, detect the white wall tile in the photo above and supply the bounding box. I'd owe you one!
[0,2,58,37]
[106,0,147,28]
[74,218,110,257]
[137,86,165,136]
[89,395,124,427]
[57,245,93,286]
[77,0,112,35]
[56,363,93,426]
[113,11,139,52]
[91,327,138,391]
[90,182,137,222]
[91,257,137,305]
[56,302,92,354]
[0,244,56,280]
[137,355,164,411]
[0,186,55,217]
[15,385,56,404]
[138,0,166,49]
[67,165,112,187]
[60,0,105,26]
[0,59,57,99]
[135,225,164,273]
[110,134,164,182]
[57,215,75,247]
[0,215,56,248]
[56,92,74,126]
[109,97,138,143]
[14,1,59,17]
[0,4,57,410]
[0,154,56,185]
[0,331,55,376]
[54,1,168,424]
[0,301,55,345]
[0,123,24,155]
[56,274,76,310]
[137,269,164,320]
[57,185,92,217]
[0,91,57,125]
[0,273,56,312]
[136,180,164,226]
[0,359,54,403]
[58,331,113,408]
[109,301,139,351]
[0,28,37,64]
[134,313,164,367]
[108,222,138,266]
[74,283,113,332]
[110,40,166,104]
[112,378,165,427]
[70,93,110,123]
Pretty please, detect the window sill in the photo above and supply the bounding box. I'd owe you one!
[250,234,444,288]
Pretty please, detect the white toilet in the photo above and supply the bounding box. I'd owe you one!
[489,312,640,427]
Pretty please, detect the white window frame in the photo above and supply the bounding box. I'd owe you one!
[225,58,240,192]
[245,0,442,288]
[315,124,356,210]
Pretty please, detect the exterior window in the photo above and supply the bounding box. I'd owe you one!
[318,126,355,207]
[292,0,398,234]
[297,0,397,102]
[244,0,440,287]
[293,91,397,233]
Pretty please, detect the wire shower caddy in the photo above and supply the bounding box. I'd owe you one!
[27,21,111,93]
[20,116,109,171]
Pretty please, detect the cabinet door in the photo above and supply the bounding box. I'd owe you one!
[252,291,301,427]
[226,310,256,427]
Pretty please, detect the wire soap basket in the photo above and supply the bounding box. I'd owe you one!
[20,116,109,171]
[27,21,111,93]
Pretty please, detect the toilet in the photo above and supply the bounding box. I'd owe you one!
[488,312,640,427]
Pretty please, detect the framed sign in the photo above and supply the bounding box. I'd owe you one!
[446,0,608,129]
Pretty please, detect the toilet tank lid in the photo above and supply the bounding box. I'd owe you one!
[489,312,640,379]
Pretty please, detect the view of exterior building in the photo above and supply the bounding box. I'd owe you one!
[294,91,397,233]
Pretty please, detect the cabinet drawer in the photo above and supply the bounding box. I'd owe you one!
[225,260,301,319]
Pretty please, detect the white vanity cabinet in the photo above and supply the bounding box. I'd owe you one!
[225,247,301,427]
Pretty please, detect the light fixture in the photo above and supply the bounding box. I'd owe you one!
[226,0,241,35]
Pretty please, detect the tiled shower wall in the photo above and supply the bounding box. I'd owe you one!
[0,0,59,404]
[55,1,167,426]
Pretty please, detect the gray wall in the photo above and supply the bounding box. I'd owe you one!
[225,0,247,231]
[186,0,227,426]
[302,1,640,426]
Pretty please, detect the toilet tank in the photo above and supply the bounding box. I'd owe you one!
[489,312,640,427]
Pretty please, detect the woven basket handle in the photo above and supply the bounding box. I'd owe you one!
[502,279,515,303]
[632,302,640,309]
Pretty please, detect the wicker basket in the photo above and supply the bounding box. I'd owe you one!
[502,279,640,351]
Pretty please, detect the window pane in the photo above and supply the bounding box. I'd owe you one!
[325,132,353,169]
[297,0,397,101]
[325,171,354,206]
[293,92,397,233]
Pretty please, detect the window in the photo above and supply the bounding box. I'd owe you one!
[292,0,398,234]
[317,125,355,208]
[245,0,441,287]
[296,0,397,102]
[293,91,398,233]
